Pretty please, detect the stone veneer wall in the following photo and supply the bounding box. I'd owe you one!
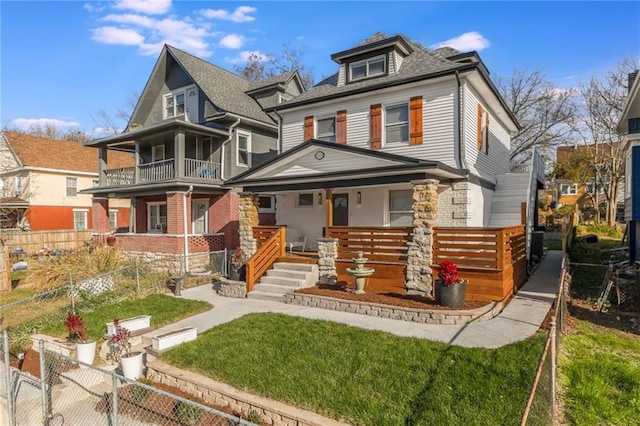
[238,193,259,257]
[215,278,246,298]
[285,293,503,325]
[146,361,349,426]
[405,179,439,296]
[317,238,338,284]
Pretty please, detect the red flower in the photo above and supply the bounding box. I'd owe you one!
[64,312,88,343]
[439,260,460,287]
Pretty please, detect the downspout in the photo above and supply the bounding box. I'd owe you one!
[454,70,467,170]
[182,185,194,274]
[221,118,242,180]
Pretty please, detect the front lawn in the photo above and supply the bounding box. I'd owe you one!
[163,313,545,426]
[559,319,640,425]
[40,293,211,341]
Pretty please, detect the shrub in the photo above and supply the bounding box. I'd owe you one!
[438,260,460,286]
[64,312,88,343]
[107,319,132,363]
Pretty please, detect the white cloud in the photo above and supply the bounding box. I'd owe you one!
[113,0,171,15]
[201,6,256,23]
[219,34,244,49]
[102,13,155,27]
[83,3,106,13]
[91,26,145,45]
[10,118,81,131]
[225,50,267,64]
[431,31,491,52]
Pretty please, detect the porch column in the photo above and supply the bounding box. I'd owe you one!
[98,147,108,186]
[174,130,185,179]
[92,196,110,234]
[238,193,259,257]
[325,188,333,231]
[317,238,338,284]
[405,179,439,296]
[134,142,141,184]
[166,191,185,236]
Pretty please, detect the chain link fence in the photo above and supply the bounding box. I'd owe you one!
[3,336,254,425]
[0,250,227,356]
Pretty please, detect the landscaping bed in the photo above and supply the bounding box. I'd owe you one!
[295,283,490,310]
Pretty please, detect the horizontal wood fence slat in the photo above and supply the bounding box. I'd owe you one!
[327,226,412,262]
[246,226,285,292]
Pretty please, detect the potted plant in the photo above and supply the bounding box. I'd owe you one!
[228,247,248,281]
[64,312,96,367]
[435,260,467,308]
[108,318,144,380]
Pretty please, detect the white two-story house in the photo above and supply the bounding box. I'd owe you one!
[229,33,545,301]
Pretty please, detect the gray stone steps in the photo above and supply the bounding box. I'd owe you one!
[247,291,286,302]
[259,275,306,287]
[248,262,319,301]
[273,262,316,272]
[266,269,309,280]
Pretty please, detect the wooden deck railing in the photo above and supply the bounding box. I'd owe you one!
[253,226,282,247]
[246,226,286,293]
[326,226,412,262]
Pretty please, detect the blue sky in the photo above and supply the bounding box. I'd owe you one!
[1,1,639,136]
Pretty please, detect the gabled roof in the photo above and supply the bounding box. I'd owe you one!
[247,70,298,92]
[226,139,465,191]
[3,132,134,173]
[166,46,274,124]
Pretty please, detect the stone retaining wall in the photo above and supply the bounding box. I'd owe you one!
[284,293,503,325]
[214,278,246,298]
[146,360,349,426]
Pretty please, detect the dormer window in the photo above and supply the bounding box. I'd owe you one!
[349,54,386,81]
[163,85,198,121]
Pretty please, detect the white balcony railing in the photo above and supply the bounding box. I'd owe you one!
[103,158,222,187]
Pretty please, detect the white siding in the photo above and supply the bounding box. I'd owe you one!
[393,51,404,73]
[388,52,396,76]
[462,83,511,181]
[338,64,346,87]
[281,79,457,166]
[0,135,20,171]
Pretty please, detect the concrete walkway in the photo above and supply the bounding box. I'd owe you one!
[145,251,562,349]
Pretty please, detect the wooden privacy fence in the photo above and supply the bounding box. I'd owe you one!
[433,226,527,302]
[246,226,285,292]
[1,230,93,254]
[327,226,412,293]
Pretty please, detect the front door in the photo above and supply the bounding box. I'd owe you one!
[192,199,209,234]
[332,193,349,226]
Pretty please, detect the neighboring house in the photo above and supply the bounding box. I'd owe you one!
[0,132,132,231]
[229,33,545,301]
[619,71,640,260]
[554,144,607,209]
[84,45,303,265]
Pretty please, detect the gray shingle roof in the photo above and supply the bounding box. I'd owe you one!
[278,33,470,108]
[248,70,296,92]
[167,46,274,124]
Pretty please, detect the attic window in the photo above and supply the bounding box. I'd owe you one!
[163,85,197,121]
[164,92,185,118]
[349,54,386,81]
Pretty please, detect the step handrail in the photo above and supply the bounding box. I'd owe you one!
[246,226,286,293]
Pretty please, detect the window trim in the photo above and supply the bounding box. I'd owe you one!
[147,202,167,232]
[560,183,578,196]
[384,102,410,145]
[387,189,414,226]
[66,177,78,197]
[296,193,315,208]
[108,209,118,230]
[163,85,196,120]
[348,54,387,82]
[258,195,276,213]
[236,130,252,167]
[316,116,336,143]
[72,209,88,231]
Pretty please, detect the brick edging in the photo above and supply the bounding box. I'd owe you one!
[146,360,351,426]
[284,293,503,325]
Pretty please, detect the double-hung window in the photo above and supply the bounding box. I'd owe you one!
[349,54,386,81]
[385,104,409,144]
[73,209,88,230]
[148,203,167,232]
[66,177,77,197]
[388,189,413,226]
[237,131,251,167]
[108,210,118,230]
[164,92,185,118]
[560,183,578,195]
[297,193,314,208]
[163,85,198,121]
[317,117,336,142]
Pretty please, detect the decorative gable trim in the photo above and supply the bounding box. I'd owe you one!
[304,116,315,141]
[409,96,423,146]
[370,104,382,150]
[337,110,347,144]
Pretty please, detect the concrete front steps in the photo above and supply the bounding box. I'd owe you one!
[248,260,319,302]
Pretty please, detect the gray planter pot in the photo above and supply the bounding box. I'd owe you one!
[435,280,466,308]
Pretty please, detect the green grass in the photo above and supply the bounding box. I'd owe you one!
[544,239,562,251]
[568,238,624,300]
[39,294,211,341]
[162,313,545,426]
[559,320,640,425]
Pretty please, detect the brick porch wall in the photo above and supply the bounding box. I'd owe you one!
[92,197,110,233]
[116,233,224,254]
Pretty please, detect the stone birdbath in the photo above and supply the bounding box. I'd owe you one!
[346,251,375,294]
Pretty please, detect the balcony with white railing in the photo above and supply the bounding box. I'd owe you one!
[103,158,222,187]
